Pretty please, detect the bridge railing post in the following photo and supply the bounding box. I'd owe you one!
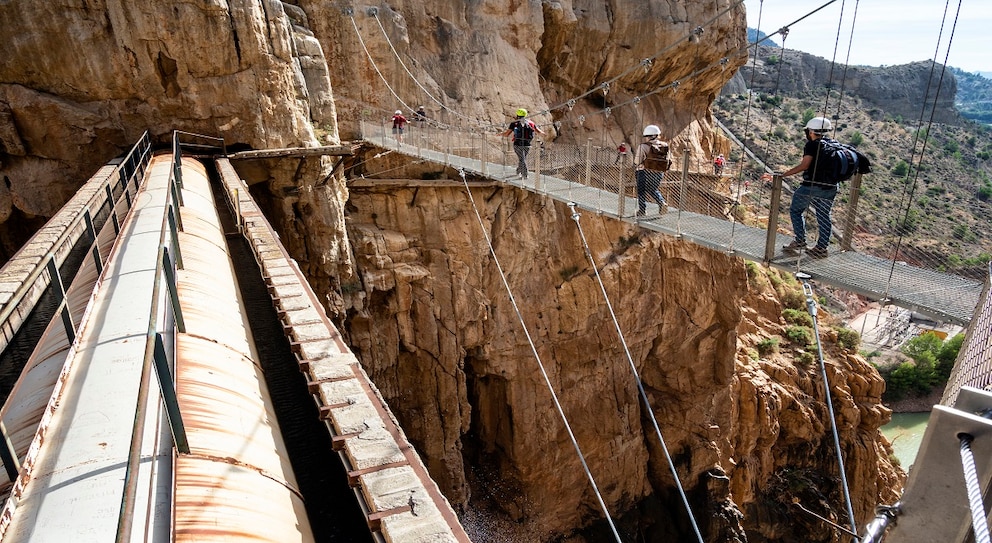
[534,143,542,191]
[444,127,450,166]
[617,155,626,217]
[584,138,593,188]
[764,174,783,263]
[676,149,689,235]
[841,173,863,251]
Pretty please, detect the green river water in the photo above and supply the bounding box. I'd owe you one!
[880,411,931,469]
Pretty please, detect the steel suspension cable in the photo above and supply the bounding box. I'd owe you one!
[348,11,417,119]
[798,273,858,539]
[816,0,848,123]
[568,203,704,543]
[959,433,992,543]
[883,0,962,302]
[830,0,862,121]
[456,169,623,542]
[370,10,475,126]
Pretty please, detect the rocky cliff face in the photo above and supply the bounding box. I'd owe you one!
[343,181,900,540]
[738,45,960,124]
[0,0,341,262]
[308,0,746,146]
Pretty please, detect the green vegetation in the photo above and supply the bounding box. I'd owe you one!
[796,351,816,366]
[891,160,910,177]
[757,337,780,356]
[979,182,992,202]
[835,327,861,351]
[849,131,864,146]
[782,308,813,327]
[784,325,814,347]
[876,332,965,401]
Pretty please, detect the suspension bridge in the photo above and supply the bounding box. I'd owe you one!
[358,119,983,326]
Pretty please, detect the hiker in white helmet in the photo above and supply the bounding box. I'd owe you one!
[633,124,669,217]
[780,116,836,258]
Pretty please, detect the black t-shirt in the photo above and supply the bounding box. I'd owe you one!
[803,138,825,182]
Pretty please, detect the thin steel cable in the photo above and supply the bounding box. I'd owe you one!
[815,0,846,124]
[371,11,474,126]
[959,434,992,543]
[883,0,962,302]
[831,0,861,121]
[568,203,704,543]
[349,13,416,118]
[456,169,623,542]
[799,275,858,538]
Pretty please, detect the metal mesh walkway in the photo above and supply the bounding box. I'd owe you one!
[360,121,983,325]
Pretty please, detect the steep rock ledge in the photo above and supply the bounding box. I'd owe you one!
[341,182,901,541]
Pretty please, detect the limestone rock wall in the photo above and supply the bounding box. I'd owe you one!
[343,183,901,541]
[0,0,340,263]
[304,0,747,146]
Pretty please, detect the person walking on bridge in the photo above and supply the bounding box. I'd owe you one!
[634,124,669,217]
[780,116,838,258]
[501,108,543,180]
[391,110,408,143]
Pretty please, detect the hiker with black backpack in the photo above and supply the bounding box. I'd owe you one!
[633,124,670,217]
[501,108,544,180]
[779,116,866,258]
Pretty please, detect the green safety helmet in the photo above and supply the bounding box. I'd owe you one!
[515,108,528,118]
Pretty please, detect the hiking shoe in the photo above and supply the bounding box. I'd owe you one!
[808,247,829,259]
[782,240,807,252]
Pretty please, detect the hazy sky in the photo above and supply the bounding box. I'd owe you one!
[744,0,990,74]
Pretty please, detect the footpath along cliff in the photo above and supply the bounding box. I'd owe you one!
[0,1,900,540]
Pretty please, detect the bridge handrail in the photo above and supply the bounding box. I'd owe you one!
[942,262,992,406]
[117,130,200,542]
[357,119,982,324]
[0,132,152,343]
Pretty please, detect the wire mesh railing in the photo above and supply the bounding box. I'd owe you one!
[358,119,984,324]
[941,264,992,406]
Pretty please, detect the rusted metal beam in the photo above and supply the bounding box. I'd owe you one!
[227,144,357,160]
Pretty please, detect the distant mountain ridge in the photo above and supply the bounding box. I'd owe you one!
[736,44,961,124]
[747,27,992,125]
[951,68,992,126]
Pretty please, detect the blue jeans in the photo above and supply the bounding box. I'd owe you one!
[513,144,530,177]
[636,169,666,213]
[790,184,837,248]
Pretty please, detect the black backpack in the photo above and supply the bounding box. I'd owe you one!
[512,121,535,145]
[815,138,872,183]
[643,141,671,172]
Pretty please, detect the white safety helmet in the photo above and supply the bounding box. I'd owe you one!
[395,110,402,115]
[643,124,661,137]
[805,116,833,133]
